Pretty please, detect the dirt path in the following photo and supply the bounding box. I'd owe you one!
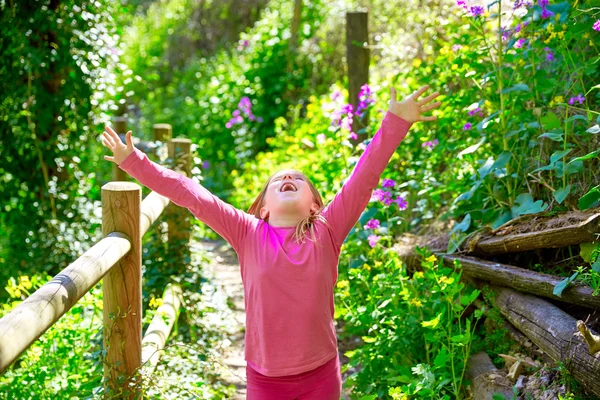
[196,238,356,399]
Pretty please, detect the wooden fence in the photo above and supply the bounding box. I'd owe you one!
[0,122,192,399]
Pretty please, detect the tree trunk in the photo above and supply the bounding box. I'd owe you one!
[466,351,514,399]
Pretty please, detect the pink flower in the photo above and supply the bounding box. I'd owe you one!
[368,235,381,247]
[364,219,380,229]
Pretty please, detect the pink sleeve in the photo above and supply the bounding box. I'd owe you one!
[118,148,255,253]
[321,110,413,248]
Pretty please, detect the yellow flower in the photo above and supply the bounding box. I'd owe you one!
[413,58,422,68]
[451,64,458,70]
[149,296,164,309]
[562,24,567,31]
[413,271,424,279]
[336,280,349,289]
[555,13,561,22]
[546,23,554,32]
[410,298,422,308]
[363,263,371,271]
[583,32,590,39]
[557,32,565,39]
[426,254,437,263]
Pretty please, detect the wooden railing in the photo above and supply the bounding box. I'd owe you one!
[0,122,193,399]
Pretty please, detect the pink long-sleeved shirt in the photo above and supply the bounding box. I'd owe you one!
[118,110,412,376]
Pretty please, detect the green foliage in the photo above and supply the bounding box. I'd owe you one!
[336,248,482,399]
[0,0,120,299]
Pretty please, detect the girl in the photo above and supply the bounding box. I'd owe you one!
[102,84,441,399]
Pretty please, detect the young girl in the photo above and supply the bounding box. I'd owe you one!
[102,84,441,399]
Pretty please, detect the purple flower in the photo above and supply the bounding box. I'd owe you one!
[202,160,210,169]
[538,0,548,6]
[568,94,585,105]
[541,7,554,18]
[330,90,342,101]
[452,44,463,51]
[364,219,380,229]
[371,189,392,203]
[331,103,354,126]
[368,235,381,247]
[457,0,467,8]
[468,106,483,117]
[514,38,527,48]
[382,178,396,188]
[463,122,472,130]
[469,5,484,16]
[356,84,375,117]
[395,196,408,210]
[593,20,600,31]
[422,138,439,148]
[349,132,358,140]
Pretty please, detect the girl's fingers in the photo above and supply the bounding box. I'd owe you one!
[411,84,430,100]
[418,92,440,106]
[420,115,437,121]
[125,131,134,150]
[103,132,116,149]
[105,125,121,144]
[390,87,397,103]
[104,155,115,163]
[421,101,442,112]
[102,138,114,151]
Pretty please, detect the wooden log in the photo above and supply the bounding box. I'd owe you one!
[152,124,172,142]
[0,233,130,374]
[141,284,183,372]
[346,11,369,140]
[140,191,170,237]
[101,182,142,398]
[166,139,193,272]
[440,254,600,309]
[492,285,600,397]
[112,117,128,182]
[468,212,600,256]
[465,351,513,399]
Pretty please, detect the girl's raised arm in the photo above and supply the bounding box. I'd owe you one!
[102,127,255,254]
[321,85,440,248]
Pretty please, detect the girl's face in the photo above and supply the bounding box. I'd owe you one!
[260,169,319,220]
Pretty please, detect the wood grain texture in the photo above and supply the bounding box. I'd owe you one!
[492,286,600,397]
[102,182,142,397]
[0,233,130,374]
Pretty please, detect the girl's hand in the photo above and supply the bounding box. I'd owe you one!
[388,84,441,124]
[102,126,135,165]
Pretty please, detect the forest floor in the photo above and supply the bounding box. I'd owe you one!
[195,238,357,399]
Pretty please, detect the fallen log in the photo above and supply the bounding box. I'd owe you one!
[394,246,600,310]
[467,211,600,256]
[465,351,513,399]
[440,254,600,310]
[491,285,600,397]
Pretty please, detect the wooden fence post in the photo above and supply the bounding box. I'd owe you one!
[346,11,370,142]
[167,138,193,271]
[112,117,128,181]
[102,182,142,399]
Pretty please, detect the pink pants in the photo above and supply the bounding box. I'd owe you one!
[245,353,342,400]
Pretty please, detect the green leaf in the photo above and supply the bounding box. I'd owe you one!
[579,185,600,210]
[553,185,571,204]
[580,243,598,263]
[586,124,600,134]
[592,260,600,273]
[501,83,530,94]
[422,312,443,328]
[511,193,548,218]
[450,213,471,235]
[568,148,600,164]
[541,112,561,130]
[538,132,563,141]
[553,272,579,297]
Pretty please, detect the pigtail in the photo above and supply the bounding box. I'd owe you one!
[293,209,329,246]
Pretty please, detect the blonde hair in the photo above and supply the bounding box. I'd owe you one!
[247,170,329,245]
